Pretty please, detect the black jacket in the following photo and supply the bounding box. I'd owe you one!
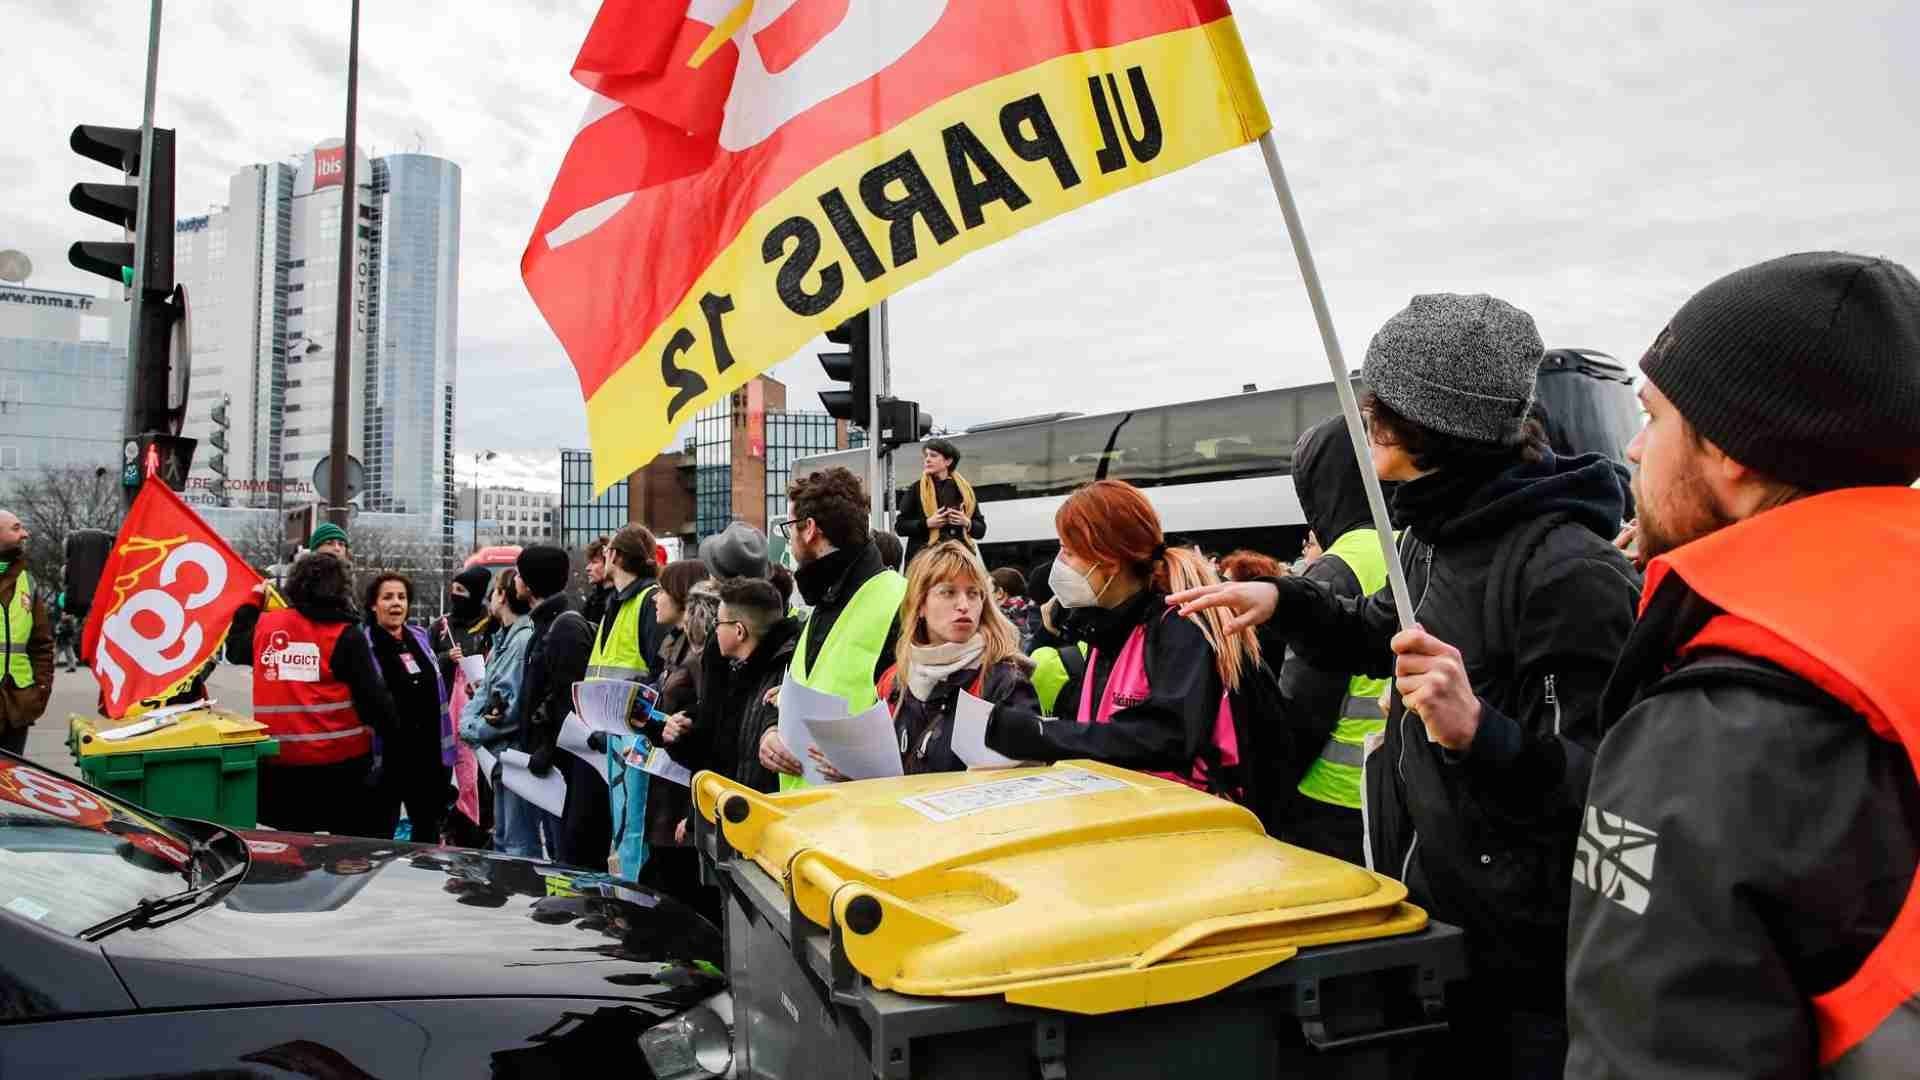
[988,589,1226,774]
[1264,451,1639,1008]
[673,618,802,794]
[367,623,443,770]
[895,477,987,565]
[1565,577,1920,1078]
[889,658,1038,774]
[514,593,594,763]
[794,543,902,683]
[580,583,614,630]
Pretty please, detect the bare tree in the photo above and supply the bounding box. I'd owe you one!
[345,525,457,621]
[2,466,123,600]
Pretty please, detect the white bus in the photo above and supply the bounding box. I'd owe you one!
[792,381,1350,574]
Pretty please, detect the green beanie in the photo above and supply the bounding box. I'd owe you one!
[309,522,349,551]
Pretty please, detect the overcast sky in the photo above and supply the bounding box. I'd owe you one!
[6,1,1915,492]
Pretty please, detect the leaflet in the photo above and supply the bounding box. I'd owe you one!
[474,744,499,779]
[499,748,569,817]
[572,678,645,737]
[951,691,1022,769]
[776,672,848,787]
[639,745,693,787]
[806,700,905,781]
[458,654,486,686]
[558,712,611,784]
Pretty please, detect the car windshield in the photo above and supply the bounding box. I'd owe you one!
[0,759,200,936]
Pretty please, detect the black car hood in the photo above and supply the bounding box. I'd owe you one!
[101,831,725,1012]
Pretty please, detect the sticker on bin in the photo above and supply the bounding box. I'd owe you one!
[899,767,1131,822]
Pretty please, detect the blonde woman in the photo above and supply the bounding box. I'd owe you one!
[809,541,1037,778]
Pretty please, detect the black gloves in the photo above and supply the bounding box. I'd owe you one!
[525,747,555,777]
[586,731,608,754]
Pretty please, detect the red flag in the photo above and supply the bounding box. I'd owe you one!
[81,478,264,719]
[524,0,1270,485]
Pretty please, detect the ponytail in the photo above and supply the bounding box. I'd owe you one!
[1157,547,1260,692]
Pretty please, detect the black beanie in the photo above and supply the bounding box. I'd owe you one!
[1643,251,1920,491]
[515,544,571,599]
[448,565,493,620]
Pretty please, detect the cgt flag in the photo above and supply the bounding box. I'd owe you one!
[81,463,263,719]
[524,0,1271,484]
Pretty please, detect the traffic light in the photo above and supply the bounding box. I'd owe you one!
[69,125,174,294]
[817,311,872,430]
[876,397,935,452]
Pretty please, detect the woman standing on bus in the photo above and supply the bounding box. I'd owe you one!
[985,481,1264,801]
[868,543,1037,775]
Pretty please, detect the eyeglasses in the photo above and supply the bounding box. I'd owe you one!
[716,619,746,633]
[775,517,802,540]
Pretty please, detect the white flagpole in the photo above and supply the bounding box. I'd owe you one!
[1256,133,1416,633]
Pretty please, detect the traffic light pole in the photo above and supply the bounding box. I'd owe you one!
[866,299,888,530]
[123,0,164,509]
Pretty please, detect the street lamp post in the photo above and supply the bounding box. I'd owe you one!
[327,0,362,531]
[471,450,495,554]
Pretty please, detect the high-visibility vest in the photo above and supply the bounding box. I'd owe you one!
[1029,641,1088,716]
[251,608,371,766]
[785,568,906,790]
[2,569,35,689]
[1296,529,1394,810]
[586,583,655,682]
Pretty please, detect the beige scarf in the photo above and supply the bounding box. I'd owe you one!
[918,471,977,545]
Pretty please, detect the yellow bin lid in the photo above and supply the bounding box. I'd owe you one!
[72,709,272,757]
[694,762,1426,1015]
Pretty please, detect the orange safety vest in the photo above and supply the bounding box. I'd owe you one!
[251,609,371,767]
[1649,486,1920,1076]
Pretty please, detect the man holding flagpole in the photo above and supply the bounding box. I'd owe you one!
[1173,294,1641,1075]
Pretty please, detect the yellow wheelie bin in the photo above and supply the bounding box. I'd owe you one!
[692,761,1466,1079]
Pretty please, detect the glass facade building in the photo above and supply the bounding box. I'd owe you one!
[762,411,842,528]
[0,287,128,475]
[688,377,845,540]
[560,449,629,555]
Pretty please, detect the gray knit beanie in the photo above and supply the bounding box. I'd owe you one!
[1362,293,1544,443]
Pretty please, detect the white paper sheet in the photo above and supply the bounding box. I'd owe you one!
[776,672,848,786]
[952,691,1023,769]
[474,745,498,779]
[458,654,486,685]
[572,678,642,737]
[499,748,569,817]
[640,746,693,787]
[806,700,906,781]
[558,712,611,783]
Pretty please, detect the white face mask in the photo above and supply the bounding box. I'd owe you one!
[1049,555,1102,609]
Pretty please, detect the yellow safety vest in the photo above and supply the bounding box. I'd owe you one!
[1029,641,1088,716]
[586,583,655,682]
[785,568,906,791]
[1296,530,1393,810]
[3,569,34,689]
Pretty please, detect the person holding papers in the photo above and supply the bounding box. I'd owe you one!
[761,467,905,788]
[859,543,1036,777]
[672,578,800,795]
[458,569,540,857]
[512,545,599,867]
[985,481,1264,799]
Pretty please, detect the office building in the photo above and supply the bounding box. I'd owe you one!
[172,142,460,547]
[457,485,558,548]
[0,283,129,476]
[631,374,846,542]
[559,449,630,556]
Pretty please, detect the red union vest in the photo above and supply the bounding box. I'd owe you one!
[252,608,371,767]
[1649,487,1920,1076]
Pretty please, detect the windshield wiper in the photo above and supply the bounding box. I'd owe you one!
[76,860,247,942]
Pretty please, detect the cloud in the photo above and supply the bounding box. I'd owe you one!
[6,0,1915,493]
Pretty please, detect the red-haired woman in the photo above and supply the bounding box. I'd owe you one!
[986,480,1266,802]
